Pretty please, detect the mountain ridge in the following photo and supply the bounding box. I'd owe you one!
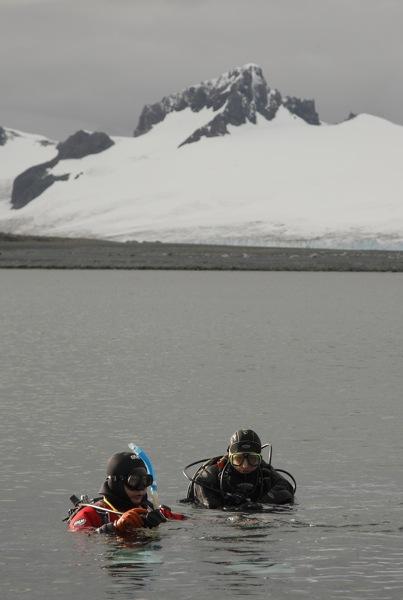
[1,64,402,250]
[134,63,320,146]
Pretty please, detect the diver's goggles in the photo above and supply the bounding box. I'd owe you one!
[229,452,262,467]
[125,472,153,490]
[109,473,153,491]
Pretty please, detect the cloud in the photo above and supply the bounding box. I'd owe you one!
[1,0,403,138]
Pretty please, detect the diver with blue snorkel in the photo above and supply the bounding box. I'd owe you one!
[67,447,186,534]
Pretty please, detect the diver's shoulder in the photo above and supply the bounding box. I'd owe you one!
[195,462,220,483]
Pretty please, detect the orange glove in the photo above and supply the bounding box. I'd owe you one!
[114,508,147,534]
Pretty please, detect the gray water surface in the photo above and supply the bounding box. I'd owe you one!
[1,271,403,599]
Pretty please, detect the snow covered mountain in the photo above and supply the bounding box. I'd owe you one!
[134,64,319,145]
[1,64,403,249]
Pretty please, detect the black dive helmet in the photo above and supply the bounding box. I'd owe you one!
[99,452,152,512]
[228,429,262,454]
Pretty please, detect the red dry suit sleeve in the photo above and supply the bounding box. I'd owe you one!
[68,505,108,532]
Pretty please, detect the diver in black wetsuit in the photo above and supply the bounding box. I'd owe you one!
[187,429,295,510]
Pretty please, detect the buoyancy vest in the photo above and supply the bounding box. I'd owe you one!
[68,498,118,531]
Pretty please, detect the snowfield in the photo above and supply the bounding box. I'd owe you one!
[0,128,56,206]
[1,108,403,249]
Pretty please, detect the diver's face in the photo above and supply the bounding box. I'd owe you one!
[233,460,258,474]
[123,484,146,506]
[231,454,259,474]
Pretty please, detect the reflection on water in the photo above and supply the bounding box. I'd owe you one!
[103,538,163,594]
[190,510,403,599]
[1,271,403,600]
[227,561,296,575]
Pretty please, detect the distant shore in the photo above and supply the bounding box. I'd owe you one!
[1,233,403,271]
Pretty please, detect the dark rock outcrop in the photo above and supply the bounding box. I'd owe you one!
[134,64,321,147]
[11,157,68,209]
[282,97,320,125]
[11,130,114,209]
[0,126,7,146]
[135,103,170,137]
[179,114,229,147]
[57,130,114,160]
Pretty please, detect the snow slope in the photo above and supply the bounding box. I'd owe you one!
[1,109,403,249]
[0,129,56,206]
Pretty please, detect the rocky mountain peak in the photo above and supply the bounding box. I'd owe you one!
[134,64,320,146]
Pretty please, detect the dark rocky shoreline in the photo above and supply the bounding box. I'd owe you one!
[1,233,403,271]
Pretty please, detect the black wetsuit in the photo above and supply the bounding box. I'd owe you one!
[191,458,294,509]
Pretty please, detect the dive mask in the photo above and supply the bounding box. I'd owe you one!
[229,452,262,467]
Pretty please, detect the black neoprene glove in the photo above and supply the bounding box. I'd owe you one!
[96,522,117,534]
[143,509,167,529]
[262,487,294,504]
[223,493,245,506]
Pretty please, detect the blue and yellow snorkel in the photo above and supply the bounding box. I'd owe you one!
[128,443,159,508]
[128,442,187,520]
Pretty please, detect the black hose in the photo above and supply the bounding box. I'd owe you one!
[182,458,212,482]
[275,468,297,493]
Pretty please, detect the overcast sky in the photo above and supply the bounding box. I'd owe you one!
[1,0,402,140]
